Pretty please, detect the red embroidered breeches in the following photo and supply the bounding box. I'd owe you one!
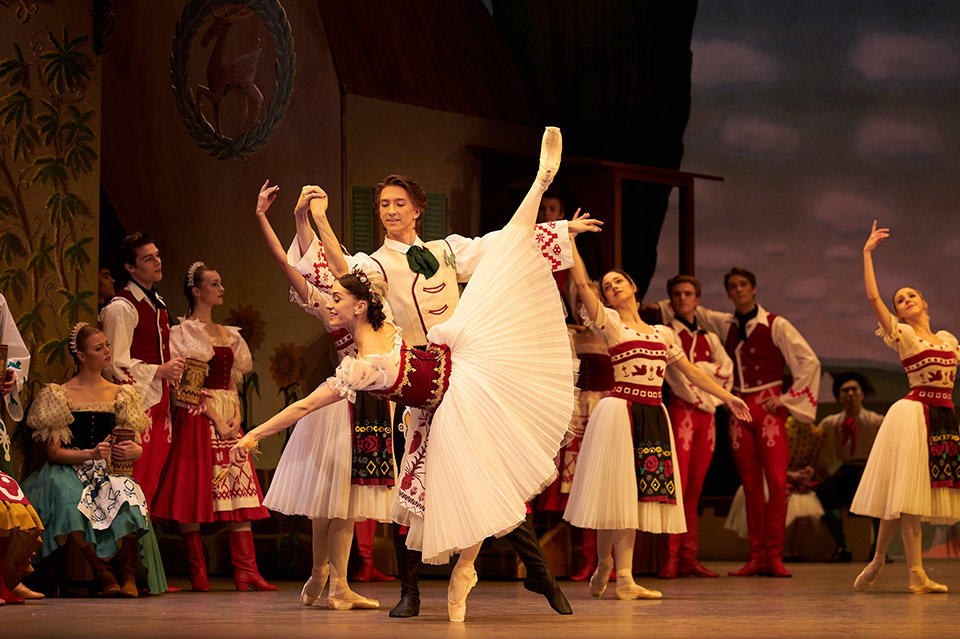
[728,388,789,561]
[133,384,172,508]
[666,399,716,562]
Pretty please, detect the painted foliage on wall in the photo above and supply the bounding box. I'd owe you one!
[0,5,99,389]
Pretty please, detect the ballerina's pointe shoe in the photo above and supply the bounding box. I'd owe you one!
[589,556,614,597]
[300,565,330,606]
[853,559,884,591]
[327,578,380,610]
[908,568,948,594]
[447,567,479,623]
[614,569,662,600]
[537,126,562,190]
[12,583,45,600]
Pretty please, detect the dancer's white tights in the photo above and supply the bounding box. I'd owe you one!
[311,518,353,584]
[597,529,635,575]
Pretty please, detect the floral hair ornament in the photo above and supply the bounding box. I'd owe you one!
[186,261,205,287]
[351,265,373,299]
[68,321,90,355]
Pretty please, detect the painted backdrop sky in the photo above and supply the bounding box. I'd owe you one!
[649,1,959,370]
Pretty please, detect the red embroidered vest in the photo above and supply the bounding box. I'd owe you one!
[370,341,452,411]
[679,329,713,365]
[116,288,170,365]
[724,313,784,391]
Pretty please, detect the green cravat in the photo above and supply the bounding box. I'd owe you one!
[406,245,440,279]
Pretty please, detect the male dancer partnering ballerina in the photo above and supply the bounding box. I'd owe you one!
[287,170,600,616]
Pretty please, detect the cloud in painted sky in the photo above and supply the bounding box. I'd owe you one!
[812,190,891,237]
[849,33,959,81]
[696,245,748,270]
[825,245,859,261]
[722,118,799,154]
[784,278,828,302]
[856,118,942,158]
[692,40,779,87]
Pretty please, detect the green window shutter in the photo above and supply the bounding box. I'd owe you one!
[422,192,447,241]
[351,186,376,254]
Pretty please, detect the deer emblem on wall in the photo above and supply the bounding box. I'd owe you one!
[196,3,264,136]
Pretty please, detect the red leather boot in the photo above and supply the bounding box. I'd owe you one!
[570,528,597,581]
[229,530,277,591]
[182,531,210,591]
[353,519,395,582]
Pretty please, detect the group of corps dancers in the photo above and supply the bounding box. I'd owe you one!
[0,128,958,620]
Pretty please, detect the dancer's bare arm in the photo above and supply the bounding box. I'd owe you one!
[863,220,894,336]
[670,355,751,421]
[256,180,310,302]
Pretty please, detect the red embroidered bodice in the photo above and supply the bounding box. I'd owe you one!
[203,346,234,391]
[608,338,669,406]
[116,288,170,364]
[370,341,452,411]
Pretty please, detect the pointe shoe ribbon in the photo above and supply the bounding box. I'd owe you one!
[447,568,479,623]
[537,126,562,190]
[908,568,948,594]
[853,560,884,591]
[589,556,614,597]
[300,565,330,606]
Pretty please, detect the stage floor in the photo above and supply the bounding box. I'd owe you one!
[8,561,958,638]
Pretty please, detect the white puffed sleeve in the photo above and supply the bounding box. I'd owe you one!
[225,326,254,386]
[772,317,821,424]
[444,221,573,283]
[579,299,622,345]
[113,385,151,436]
[26,384,74,445]
[170,319,216,362]
[100,297,163,409]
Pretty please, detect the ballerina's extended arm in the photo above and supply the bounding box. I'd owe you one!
[863,220,894,336]
[309,195,349,278]
[570,238,603,325]
[256,180,311,303]
[229,382,342,465]
[669,355,751,421]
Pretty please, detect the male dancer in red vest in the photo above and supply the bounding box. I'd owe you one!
[101,232,185,506]
[659,267,820,577]
[660,275,733,578]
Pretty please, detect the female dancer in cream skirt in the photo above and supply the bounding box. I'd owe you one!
[563,242,750,600]
[850,221,960,594]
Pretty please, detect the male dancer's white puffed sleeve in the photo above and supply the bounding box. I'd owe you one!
[286,233,383,290]
[657,300,733,340]
[771,318,821,423]
[100,298,163,410]
[444,220,573,281]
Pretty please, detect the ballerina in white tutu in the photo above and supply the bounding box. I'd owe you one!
[252,185,395,611]
[850,220,960,594]
[232,127,575,621]
[562,240,751,600]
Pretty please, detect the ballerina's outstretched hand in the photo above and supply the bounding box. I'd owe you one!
[568,208,604,237]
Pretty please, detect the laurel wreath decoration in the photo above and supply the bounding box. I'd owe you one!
[170,0,295,160]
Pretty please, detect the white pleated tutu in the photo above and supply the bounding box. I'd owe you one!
[563,396,686,533]
[263,398,394,521]
[786,493,824,528]
[400,224,576,564]
[851,398,960,524]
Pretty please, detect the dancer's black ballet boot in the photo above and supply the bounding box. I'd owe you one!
[389,540,422,617]
[506,518,573,615]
